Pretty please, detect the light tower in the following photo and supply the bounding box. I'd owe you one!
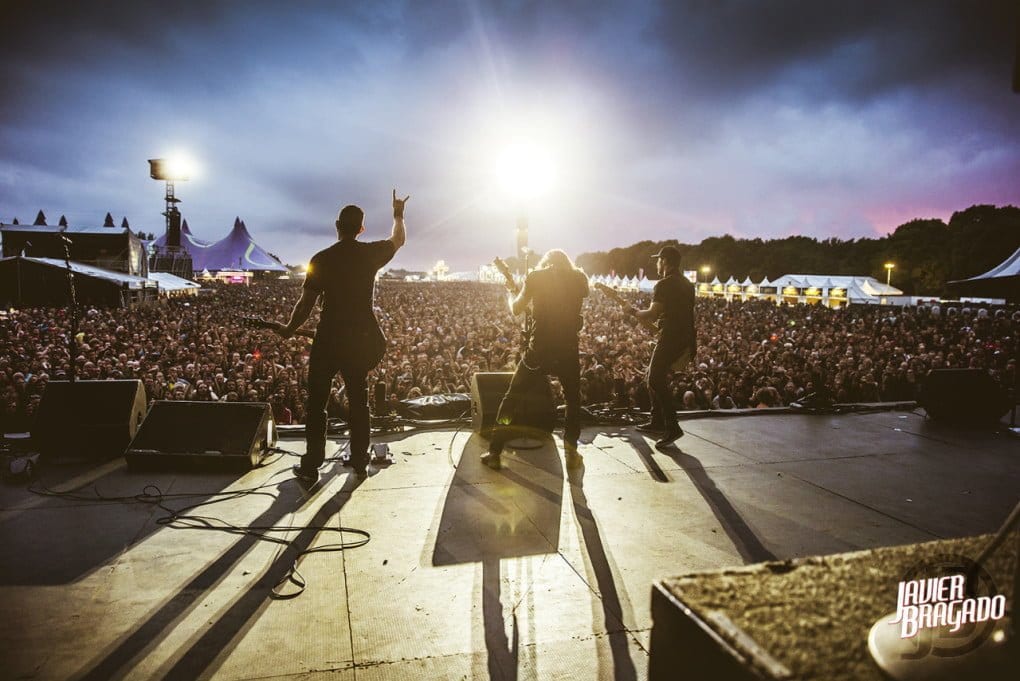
[147,157,194,279]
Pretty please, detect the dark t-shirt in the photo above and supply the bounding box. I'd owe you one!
[652,273,696,351]
[304,238,395,336]
[522,266,589,353]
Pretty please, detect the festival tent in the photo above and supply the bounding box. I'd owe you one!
[148,219,214,257]
[770,274,901,304]
[150,219,211,248]
[779,276,803,289]
[1,222,148,277]
[195,218,287,272]
[948,245,1020,302]
[0,256,157,307]
[147,271,202,295]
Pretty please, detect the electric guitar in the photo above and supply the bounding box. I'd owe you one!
[493,257,535,348]
[240,316,315,339]
[594,282,660,335]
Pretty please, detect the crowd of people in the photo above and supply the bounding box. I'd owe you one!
[1,278,1016,431]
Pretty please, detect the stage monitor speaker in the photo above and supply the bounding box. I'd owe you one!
[125,401,276,471]
[470,372,555,437]
[919,368,1010,425]
[32,380,147,458]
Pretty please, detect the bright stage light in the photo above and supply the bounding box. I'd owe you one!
[148,152,198,182]
[165,154,195,180]
[493,141,557,201]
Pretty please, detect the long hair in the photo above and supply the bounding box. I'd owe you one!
[537,248,584,274]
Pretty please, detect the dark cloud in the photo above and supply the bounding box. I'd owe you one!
[2,1,1018,269]
[647,1,1016,101]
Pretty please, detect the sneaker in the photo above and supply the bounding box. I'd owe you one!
[636,421,664,433]
[292,464,318,485]
[481,452,502,470]
[655,426,684,449]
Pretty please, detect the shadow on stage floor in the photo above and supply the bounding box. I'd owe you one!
[71,468,363,681]
[602,427,776,564]
[431,433,638,681]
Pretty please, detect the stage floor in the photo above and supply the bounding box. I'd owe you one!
[1,410,1017,680]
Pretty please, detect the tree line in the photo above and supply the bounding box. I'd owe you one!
[574,204,1020,296]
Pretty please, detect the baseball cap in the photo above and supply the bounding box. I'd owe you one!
[650,245,681,262]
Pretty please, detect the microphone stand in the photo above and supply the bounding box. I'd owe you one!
[60,233,78,384]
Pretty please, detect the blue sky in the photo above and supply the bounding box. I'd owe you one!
[1,1,1017,271]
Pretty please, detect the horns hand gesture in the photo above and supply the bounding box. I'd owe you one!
[393,189,410,218]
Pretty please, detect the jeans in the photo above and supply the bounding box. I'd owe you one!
[304,342,370,471]
[647,340,692,430]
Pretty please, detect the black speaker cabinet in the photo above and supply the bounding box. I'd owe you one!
[919,368,1010,425]
[125,401,276,471]
[32,380,147,458]
[470,372,555,437]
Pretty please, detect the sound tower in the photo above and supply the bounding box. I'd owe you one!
[918,368,1010,426]
[125,401,276,471]
[470,372,555,437]
[32,380,147,458]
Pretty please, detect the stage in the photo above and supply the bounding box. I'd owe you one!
[1,409,1017,680]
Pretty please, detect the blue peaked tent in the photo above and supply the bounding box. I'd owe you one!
[151,218,287,272]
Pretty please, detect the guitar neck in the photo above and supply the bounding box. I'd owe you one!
[492,257,521,295]
[596,284,659,335]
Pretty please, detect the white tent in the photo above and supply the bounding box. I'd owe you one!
[148,271,202,295]
[768,274,902,304]
[948,245,1020,301]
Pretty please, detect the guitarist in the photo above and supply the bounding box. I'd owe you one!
[626,245,695,448]
[276,190,408,483]
[484,249,589,470]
